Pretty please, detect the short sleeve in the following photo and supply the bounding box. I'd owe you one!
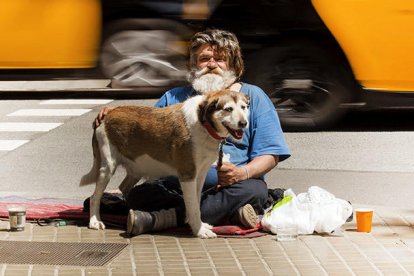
[244,84,290,162]
[155,94,168,108]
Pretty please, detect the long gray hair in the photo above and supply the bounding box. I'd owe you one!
[189,29,244,80]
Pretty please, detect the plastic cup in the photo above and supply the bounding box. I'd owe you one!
[7,205,26,231]
[276,226,298,241]
[355,208,373,233]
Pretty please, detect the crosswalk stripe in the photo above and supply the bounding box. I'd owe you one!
[0,122,63,132]
[0,140,29,151]
[39,99,113,105]
[7,109,91,117]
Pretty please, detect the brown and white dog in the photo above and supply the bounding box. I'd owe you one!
[80,90,250,238]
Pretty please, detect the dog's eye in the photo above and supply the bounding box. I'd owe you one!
[224,107,233,112]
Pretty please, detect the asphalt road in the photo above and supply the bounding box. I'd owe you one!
[1,98,413,208]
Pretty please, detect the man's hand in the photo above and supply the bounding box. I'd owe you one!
[217,162,248,189]
[94,107,116,128]
[216,155,278,189]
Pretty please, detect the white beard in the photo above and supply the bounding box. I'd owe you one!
[188,68,237,94]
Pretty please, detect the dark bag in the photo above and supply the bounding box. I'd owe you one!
[263,188,286,210]
[83,192,129,215]
[125,179,184,212]
[83,178,185,215]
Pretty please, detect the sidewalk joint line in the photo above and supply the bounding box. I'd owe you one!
[325,237,356,275]
[374,222,412,275]
[224,239,246,276]
[344,232,384,275]
[276,241,300,275]
[200,239,219,276]
[297,237,329,276]
[151,236,165,276]
[174,237,191,276]
[127,239,137,276]
[249,239,273,275]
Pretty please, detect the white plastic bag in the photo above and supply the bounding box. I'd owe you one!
[261,186,352,235]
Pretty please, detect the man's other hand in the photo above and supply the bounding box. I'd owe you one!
[217,162,248,188]
[94,107,116,128]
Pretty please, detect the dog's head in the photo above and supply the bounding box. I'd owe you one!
[199,90,250,140]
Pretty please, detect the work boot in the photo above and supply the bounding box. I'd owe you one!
[230,204,258,229]
[127,208,177,237]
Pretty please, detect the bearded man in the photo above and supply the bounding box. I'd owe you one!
[94,29,290,236]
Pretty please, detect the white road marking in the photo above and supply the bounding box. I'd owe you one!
[0,122,63,132]
[0,140,29,151]
[1,99,108,152]
[7,109,91,116]
[40,99,113,105]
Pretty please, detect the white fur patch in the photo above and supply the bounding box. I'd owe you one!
[182,95,204,126]
[212,153,231,166]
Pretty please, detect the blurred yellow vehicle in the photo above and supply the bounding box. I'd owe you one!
[314,0,414,92]
[0,0,197,87]
[0,0,101,69]
[235,0,414,131]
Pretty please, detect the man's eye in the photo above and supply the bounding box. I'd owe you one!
[224,107,233,112]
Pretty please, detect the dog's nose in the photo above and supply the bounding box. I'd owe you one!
[238,120,247,128]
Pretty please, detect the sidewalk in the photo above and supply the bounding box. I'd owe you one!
[1,204,414,275]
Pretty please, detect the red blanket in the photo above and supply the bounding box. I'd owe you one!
[0,198,265,237]
[0,200,126,227]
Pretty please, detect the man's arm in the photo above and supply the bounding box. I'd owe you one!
[217,154,279,187]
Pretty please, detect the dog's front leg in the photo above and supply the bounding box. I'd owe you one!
[181,179,217,238]
[195,168,214,231]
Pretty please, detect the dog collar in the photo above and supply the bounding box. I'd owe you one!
[203,122,226,141]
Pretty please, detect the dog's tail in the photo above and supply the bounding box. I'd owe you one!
[80,131,100,186]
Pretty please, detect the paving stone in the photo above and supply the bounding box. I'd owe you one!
[1,204,414,274]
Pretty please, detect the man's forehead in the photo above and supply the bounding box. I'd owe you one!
[196,44,227,57]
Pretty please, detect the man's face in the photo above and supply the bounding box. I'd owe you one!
[189,44,236,94]
[195,44,229,71]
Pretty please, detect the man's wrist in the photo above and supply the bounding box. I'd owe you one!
[242,166,249,180]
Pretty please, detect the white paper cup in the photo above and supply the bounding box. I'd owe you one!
[7,205,26,231]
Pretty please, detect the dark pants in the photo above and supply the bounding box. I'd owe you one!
[126,177,268,226]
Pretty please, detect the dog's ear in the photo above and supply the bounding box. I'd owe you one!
[198,99,208,124]
[243,94,250,108]
[198,98,219,124]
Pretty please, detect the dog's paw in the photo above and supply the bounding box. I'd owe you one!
[202,222,214,230]
[89,219,106,230]
[197,225,217,239]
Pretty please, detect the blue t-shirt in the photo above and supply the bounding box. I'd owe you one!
[155,83,291,188]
